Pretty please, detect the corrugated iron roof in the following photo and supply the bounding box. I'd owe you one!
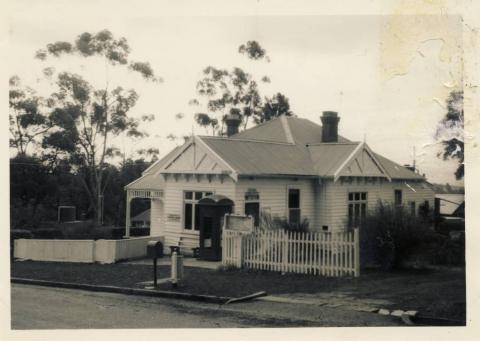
[142,145,182,175]
[307,143,359,176]
[232,116,350,145]
[125,146,181,190]
[201,137,317,176]
[128,116,427,184]
[287,117,350,145]
[373,153,425,180]
[231,117,288,143]
[125,172,165,190]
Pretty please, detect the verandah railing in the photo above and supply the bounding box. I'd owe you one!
[222,228,360,277]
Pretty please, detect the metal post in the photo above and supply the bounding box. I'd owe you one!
[171,251,178,287]
[153,257,157,287]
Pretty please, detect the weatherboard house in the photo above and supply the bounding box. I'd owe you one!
[125,111,434,256]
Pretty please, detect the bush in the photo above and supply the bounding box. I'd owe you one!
[360,201,437,270]
[32,228,64,239]
[259,212,309,232]
[432,234,465,266]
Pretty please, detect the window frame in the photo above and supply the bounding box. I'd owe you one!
[183,190,214,232]
[348,191,368,228]
[244,189,260,227]
[394,189,403,207]
[287,187,301,225]
[409,201,416,216]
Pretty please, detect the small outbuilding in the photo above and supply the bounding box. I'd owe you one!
[125,112,435,255]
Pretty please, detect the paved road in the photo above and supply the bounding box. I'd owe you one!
[11,284,402,329]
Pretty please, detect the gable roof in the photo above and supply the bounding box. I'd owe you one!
[307,142,360,177]
[129,115,426,184]
[125,145,182,190]
[201,137,317,176]
[373,152,425,180]
[232,116,350,145]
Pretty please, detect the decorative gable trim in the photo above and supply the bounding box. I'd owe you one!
[333,142,391,182]
[154,136,238,181]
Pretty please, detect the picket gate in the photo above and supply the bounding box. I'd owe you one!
[222,228,360,277]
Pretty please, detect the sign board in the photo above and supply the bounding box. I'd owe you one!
[224,214,254,233]
[167,214,181,222]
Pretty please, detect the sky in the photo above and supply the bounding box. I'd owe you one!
[7,6,465,185]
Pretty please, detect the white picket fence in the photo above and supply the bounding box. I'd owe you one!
[222,228,360,277]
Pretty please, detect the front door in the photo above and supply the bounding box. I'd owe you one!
[198,204,232,261]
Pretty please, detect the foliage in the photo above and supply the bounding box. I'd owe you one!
[359,201,447,270]
[35,29,161,82]
[10,155,58,229]
[191,41,292,135]
[259,212,310,233]
[10,155,152,230]
[30,29,162,224]
[435,90,464,179]
[255,93,293,124]
[238,40,269,61]
[9,76,52,155]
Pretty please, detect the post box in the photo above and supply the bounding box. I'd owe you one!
[147,241,163,258]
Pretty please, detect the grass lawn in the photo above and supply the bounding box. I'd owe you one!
[11,260,465,321]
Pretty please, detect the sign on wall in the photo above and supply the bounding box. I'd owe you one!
[224,214,254,233]
[167,214,181,222]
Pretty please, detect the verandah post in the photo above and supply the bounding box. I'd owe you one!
[125,191,132,238]
[354,227,360,277]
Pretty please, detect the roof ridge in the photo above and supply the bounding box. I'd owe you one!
[230,115,283,138]
[280,115,295,144]
[306,142,360,146]
[201,135,296,146]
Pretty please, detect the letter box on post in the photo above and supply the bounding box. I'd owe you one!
[147,241,163,258]
[146,241,163,287]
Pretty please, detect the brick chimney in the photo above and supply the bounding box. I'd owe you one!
[321,111,340,143]
[225,112,241,137]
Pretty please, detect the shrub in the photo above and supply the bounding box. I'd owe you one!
[259,212,310,232]
[432,234,465,266]
[360,201,436,270]
[32,228,64,239]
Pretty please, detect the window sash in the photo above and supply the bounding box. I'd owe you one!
[287,188,301,224]
[183,191,214,230]
[348,192,368,227]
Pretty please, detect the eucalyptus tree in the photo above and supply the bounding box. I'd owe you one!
[9,76,52,155]
[191,41,292,135]
[36,29,161,224]
[435,90,464,180]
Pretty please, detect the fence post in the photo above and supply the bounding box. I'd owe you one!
[236,233,243,268]
[281,230,287,273]
[354,227,360,277]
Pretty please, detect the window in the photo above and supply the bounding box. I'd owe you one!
[183,191,213,231]
[348,192,367,227]
[288,188,301,225]
[409,201,416,216]
[244,189,260,227]
[394,190,402,207]
[245,202,260,227]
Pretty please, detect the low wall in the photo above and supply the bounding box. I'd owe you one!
[14,236,164,264]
